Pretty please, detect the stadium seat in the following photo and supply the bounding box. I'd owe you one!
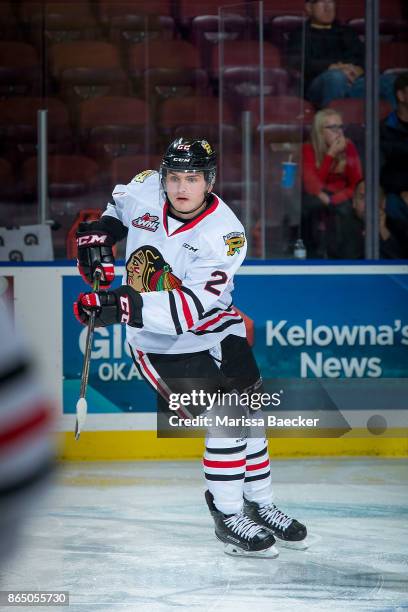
[107,155,162,186]
[380,42,408,72]
[222,67,290,109]
[20,1,101,46]
[328,98,393,123]
[178,0,241,25]
[335,1,365,23]
[210,40,281,77]
[247,95,315,143]
[159,95,238,146]
[190,14,250,69]
[348,18,408,42]
[98,0,173,20]
[0,97,72,162]
[268,15,306,51]
[78,96,153,162]
[49,42,128,102]
[128,40,208,103]
[0,42,41,97]
[22,154,101,198]
[0,3,20,41]
[98,2,175,45]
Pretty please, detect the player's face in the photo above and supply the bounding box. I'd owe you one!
[306,0,336,26]
[165,171,211,218]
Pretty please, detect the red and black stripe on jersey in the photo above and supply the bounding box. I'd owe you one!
[167,284,242,337]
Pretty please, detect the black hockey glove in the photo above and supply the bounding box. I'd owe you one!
[76,221,115,288]
[73,286,143,328]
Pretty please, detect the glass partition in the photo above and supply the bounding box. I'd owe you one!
[219,2,305,259]
[0,0,406,261]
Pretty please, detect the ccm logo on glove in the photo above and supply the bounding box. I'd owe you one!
[119,295,130,324]
[78,234,108,246]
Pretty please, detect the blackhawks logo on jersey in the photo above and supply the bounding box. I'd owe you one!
[126,246,181,293]
[223,232,245,256]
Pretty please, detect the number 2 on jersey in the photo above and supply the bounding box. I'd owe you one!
[204,271,228,296]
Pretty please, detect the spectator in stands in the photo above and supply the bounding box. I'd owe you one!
[331,180,407,259]
[287,0,396,108]
[301,108,363,257]
[380,71,408,248]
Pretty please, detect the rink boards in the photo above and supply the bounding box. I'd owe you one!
[2,261,408,460]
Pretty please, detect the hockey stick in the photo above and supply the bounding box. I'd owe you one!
[75,267,102,440]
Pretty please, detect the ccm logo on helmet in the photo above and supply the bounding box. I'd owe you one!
[120,295,131,324]
[77,234,108,246]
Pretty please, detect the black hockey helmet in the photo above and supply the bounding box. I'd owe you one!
[160,137,217,187]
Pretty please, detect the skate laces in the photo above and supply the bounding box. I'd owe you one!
[259,505,293,531]
[224,511,264,540]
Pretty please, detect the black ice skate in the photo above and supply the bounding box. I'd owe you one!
[205,490,278,558]
[244,499,308,550]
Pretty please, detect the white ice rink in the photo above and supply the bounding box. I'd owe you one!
[1,458,407,612]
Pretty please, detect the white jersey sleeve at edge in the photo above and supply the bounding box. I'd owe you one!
[101,183,132,227]
[140,216,247,335]
[101,172,160,227]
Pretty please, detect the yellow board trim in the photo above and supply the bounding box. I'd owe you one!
[59,429,408,460]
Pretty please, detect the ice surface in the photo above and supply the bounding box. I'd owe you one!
[1,459,407,612]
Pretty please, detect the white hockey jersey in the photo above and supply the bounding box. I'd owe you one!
[102,170,247,354]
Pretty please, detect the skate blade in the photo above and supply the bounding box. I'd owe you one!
[276,538,308,551]
[223,543,279,558]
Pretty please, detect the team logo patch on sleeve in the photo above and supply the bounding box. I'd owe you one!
[131,169,156,183]
[132,213,160,232]
[223,232,245,256]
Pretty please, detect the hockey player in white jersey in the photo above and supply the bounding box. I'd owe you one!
[74,137,307,557]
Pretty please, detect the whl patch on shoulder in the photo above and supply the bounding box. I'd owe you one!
[224,232,245,256]
[132,170,156,183]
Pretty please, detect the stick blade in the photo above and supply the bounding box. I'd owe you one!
[75,396,88,440]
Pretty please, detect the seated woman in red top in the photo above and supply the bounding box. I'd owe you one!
[301,108,363,258]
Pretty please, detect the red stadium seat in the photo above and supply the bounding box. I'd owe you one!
[328,98,393,123]
[107,155,162,186]
[128,40,208,102]
[178,0,238,24]
[335,1,365,23]
[78,96,153,162]
[98,0,173,20]
[22,154,101,198]
[223,67,290,108]
[253,0,305,14]
[0,97,72,162]
[0,3,20,41]
[247,96,315,143]
[210,41,281,76]
[49,42,128,102]
[269,15,306,50]
[0,42,41,97]
[190,14,250,68]
[380,42,408,72]
[159,95,238,145]
[98,2,175,45]
[20,1,100,46]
